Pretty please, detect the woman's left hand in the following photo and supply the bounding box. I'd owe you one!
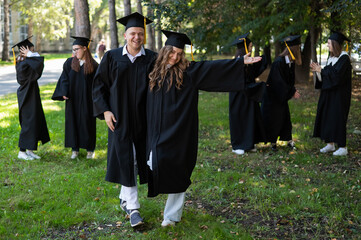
[243,52,262,65]
[19,46,30,57]
[310,62,321,73]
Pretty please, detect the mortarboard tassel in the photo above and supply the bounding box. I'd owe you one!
[285,41,295,61]
[191,43,195,61]
[88,40,91,49]
[144,17,147,45]
[241,38,248,54]
[12,48,16,65]
[346,42,348,52]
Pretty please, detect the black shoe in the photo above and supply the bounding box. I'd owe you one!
[120,199,131,215]
[130,210,144,227]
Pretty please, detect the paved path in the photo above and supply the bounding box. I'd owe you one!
[0,58,66,96]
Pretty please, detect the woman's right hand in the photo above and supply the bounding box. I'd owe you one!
[104,111,117,132]
[63,96,69,100]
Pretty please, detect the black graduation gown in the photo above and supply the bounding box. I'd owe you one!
[147,58,245,197]
[313,54,352,147]
[92,48,157,187]
[229,56,267,150]
[16,57,50,150]
[261,56,296,143]
[52,58,98,150]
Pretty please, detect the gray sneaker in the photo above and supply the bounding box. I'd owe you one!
[119,199,131,215]
[130,210,144,228]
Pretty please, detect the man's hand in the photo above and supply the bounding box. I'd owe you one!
[104,111,117,132]
[243,52,262,65]
[293,89,301,99]
[19,46,30,57]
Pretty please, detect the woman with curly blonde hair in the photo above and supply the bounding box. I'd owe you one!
[146,30,261,227]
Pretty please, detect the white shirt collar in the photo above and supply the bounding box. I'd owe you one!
[122,44,145,63]
[285,55,292,67]
[79,59,85,66]
[327,51,348,66]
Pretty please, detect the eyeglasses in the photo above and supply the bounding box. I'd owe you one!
[72,48,81,52]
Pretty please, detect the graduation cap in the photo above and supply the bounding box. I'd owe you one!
[11,36,34,65]
[231,32,252,54]
[117,12,153,44]
[329,30,351,51]
[71,36,92,48]
[281,35,301,60]
[162,30,194,61]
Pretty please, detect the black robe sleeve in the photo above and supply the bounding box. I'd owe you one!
[16,57,44,86]
[267,60,296,103]
[316,55,351,90]
[52,58,72,101]
[187,58,245,92]
[92,52,112,119]
[244,55,268,102]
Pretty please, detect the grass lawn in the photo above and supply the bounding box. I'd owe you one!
[0,53,72,66]
[0,77,360,239]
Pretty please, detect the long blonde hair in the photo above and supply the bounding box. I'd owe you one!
[149,45,190,91]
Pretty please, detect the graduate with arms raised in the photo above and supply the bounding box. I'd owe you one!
[146,30,262,227]
[13,37,50,160]
[310,31,352,156]
[52,36,99,159]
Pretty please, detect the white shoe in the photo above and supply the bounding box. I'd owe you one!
[333,147,348,156]
[86,151,95,159]
[320,144,335,153]
[232,149,245,155]
[161,219,176,227]
[71,151,79,159]
[18,151,34,160]
[249,147,257,153]
[26,150,41,159]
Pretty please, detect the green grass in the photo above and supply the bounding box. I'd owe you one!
[0,80,360,239]
[0,53,71,66]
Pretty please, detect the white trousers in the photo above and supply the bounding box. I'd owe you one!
[119,143,140,210]
[148,151,186,222]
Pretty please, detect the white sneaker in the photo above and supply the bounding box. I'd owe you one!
[86,151,95,159]
[333,147,348,156]
[161,219,176,227]
[26,150,41,159]
[71,151,79,159]
[320,144,335,153]
[18,151,34,160]
[232,149,245,155]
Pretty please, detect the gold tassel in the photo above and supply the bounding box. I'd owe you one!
[191,43,195,61]
[241,38,248,54]
[88,40,91,49]
[346,42,348,52]
[143,17,147,45]
[12,48,16,65]
[285,42,295,60]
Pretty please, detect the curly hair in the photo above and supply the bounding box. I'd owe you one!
[149,45,190,92]
[71,47,97,75]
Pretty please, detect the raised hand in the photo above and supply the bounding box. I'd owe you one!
[19,46,30,57]
[310,62,321,73]
[243,52,262,65]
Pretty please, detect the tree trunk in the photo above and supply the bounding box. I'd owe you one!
[310,25,320,63]
[156,0,162,51]
[137,0,143,14]
[36,32,42,53]
[274,41,281,59]
[27,17,33,37]
[264,44,272,67]
[2,0,10,61]
[109,0,118,49]
[146,4,155,51]
[74,0,91,38]
[123,0,131,16]
[295,32,312,83]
